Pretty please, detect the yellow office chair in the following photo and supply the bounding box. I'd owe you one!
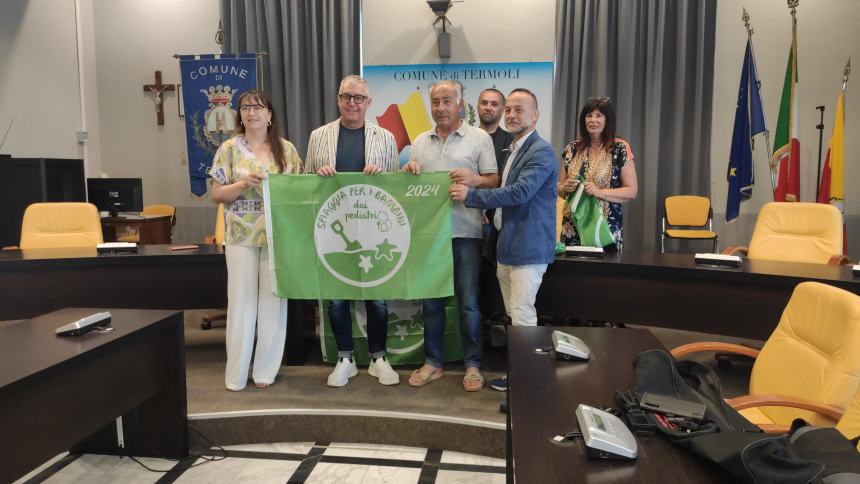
[672,281,860,433]
[202,203,226,330]
[660,195,718,253]
[19,202,104,249]
[116,204,176,243]
[723,202,850,265]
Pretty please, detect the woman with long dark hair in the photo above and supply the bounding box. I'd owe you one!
[209,90,302,390]
[557,97,638,251]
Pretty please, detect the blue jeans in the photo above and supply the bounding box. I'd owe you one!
[423,238,483,369]
[329,300,389,359]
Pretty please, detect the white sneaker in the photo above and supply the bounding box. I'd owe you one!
[368,356,400,386]
[327,357,358,387]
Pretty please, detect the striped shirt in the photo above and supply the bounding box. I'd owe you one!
[304,119,400,174]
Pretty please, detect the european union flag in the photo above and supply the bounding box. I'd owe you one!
[727,39,766,222]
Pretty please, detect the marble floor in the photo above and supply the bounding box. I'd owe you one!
[18,442,506,484]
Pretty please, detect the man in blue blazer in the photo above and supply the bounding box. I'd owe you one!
[450,88,558,394]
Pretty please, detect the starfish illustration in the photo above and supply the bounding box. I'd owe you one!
[394,324,409,341]
[374,238,397,261]
[358,255,373,273]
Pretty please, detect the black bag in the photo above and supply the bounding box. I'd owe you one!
[631,348,760,442]
[629,349,860,484]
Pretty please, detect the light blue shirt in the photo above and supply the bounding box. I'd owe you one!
[410,123,497,238]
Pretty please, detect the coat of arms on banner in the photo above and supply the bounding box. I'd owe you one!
[197,85,239,148]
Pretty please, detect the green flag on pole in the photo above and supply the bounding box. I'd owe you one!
[264,172,454,300]
[567,175,615,247]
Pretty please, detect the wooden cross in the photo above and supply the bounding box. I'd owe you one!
[143,70,176,126]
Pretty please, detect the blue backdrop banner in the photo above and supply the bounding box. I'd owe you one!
[179,54,257,196]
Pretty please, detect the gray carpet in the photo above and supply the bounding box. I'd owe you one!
[183,310,757,422]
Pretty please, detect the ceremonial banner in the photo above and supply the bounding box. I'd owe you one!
[179,54,257,196]
[264,172,454,300]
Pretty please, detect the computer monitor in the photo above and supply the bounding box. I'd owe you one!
[87,178,143,217]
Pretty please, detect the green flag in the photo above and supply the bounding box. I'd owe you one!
[567,175,615,247]
[264,172,454,300]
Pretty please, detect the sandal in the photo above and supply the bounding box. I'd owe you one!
[254,381,272,388]
[463,372,484,392]
[408,365,443,387]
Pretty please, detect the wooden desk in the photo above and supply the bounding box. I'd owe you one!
[0,308,187,483]
[536,251,860,340]
[506,326,732,483]
[0,245,314,365]
[101,214,172,244]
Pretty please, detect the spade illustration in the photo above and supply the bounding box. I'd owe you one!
[330,219,362,251]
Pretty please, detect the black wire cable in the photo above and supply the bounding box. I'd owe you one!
[119,420,228,473]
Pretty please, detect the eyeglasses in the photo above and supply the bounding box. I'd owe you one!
[240,104,267,112]
[338,93,368,104]
[588,96,611,103]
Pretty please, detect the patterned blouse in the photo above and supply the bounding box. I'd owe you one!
[209,135,303,246]
[559,139,634,248]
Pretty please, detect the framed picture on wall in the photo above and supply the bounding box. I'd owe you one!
[177,84,184,118]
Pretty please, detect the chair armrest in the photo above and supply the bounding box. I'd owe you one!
[722,246,748,256]
[671,342,760,359]
[756,424,791,434]
[2,245,20,250]
[828,254,854,266]
[726,394,845,421]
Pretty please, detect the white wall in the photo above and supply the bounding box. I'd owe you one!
[0,0,83,160]
[363,0,555,65]
[710,0,860,252]
[90,0,220,242]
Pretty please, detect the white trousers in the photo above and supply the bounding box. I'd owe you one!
[497,263,548,326]
[224,244,288,390]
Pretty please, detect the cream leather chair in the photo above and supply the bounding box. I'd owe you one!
[724,202,849,265]
[19,202,104,249]
[673,281,860,433]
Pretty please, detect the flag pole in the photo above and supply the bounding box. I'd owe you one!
[815,106,825,201]
[743,8,774,194]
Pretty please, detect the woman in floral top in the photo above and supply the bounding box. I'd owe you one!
[557,97,638,251]
[210,90,302,391]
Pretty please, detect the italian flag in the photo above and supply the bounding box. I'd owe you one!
[771,17,800,202]
[817,90,846,253]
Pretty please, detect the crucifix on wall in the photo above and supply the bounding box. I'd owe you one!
[143,70,176,126]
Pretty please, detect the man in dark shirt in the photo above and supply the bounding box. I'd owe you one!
[305,75,401,388]
[478,88,514,284]
[479,88,514,172]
